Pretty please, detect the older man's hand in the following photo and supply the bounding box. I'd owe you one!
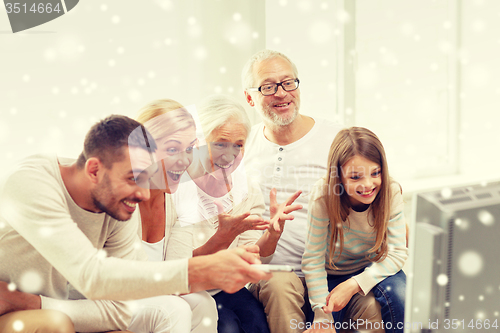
[188,245,272,294]
[268,188,302,236]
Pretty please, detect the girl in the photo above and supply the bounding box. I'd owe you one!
[302,127,407,333]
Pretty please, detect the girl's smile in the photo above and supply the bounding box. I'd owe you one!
[341,154,382,209]
[357,187,376,197]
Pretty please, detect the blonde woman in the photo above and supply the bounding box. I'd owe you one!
[127,99,218,333]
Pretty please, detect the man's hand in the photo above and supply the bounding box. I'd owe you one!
[254,189,302,257]
[0,281,41,316]
[323,278,361,313]
[268,189,302,236]
[188,245,272,294]
[215,201,270,239]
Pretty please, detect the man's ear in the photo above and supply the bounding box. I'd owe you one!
[85,157,102,184]
[244,91,255,107]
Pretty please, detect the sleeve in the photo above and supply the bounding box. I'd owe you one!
[301,178,333,322]
[352,182,408,295]
[42,204,156,332]
[0,168,190,302]
[166,186,196,261]
[247,178,266,218]
[165,223,195,261]
[236,179,266,248]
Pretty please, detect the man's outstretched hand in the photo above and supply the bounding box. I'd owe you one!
[268,188,302,235]
[188,245,272,294]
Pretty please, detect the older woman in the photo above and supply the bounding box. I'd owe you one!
[126,98,218,333]
[170,95,301,333]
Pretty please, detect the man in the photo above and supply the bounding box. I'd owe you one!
[243,50,383,333]
[0,115,270,333]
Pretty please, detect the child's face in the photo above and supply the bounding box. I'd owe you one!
[341,154,382,208]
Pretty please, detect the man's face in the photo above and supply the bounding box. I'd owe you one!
[246,56,301,127]
[91,146,153,221]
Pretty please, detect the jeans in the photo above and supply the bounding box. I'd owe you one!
[327,270,406,333]
[213,287,271,333]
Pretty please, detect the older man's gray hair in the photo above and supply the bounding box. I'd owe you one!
[241,49,299,90]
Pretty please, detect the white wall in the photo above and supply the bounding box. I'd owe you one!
[265,0,500,189]
[1,0,499,189]
[460,0,500,176]
[0,0,265,176]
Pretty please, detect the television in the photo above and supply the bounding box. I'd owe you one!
[405,180,500,333]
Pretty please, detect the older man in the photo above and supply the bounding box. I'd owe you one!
[0,115,269,333]
[243,50,384,333]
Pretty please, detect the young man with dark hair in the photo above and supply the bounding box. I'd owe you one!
[75,114,156,169]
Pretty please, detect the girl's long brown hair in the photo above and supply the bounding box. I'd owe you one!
[326,127,391,268]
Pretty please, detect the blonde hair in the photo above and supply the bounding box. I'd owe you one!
[136,99,195,140]
[325,127,391,268]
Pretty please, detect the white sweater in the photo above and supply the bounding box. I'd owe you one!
[0,155,190,331]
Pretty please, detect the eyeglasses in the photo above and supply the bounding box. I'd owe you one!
[247,78,300,96]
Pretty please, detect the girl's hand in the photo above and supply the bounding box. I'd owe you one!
[323,278,361,313]
[268,188,302,236]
